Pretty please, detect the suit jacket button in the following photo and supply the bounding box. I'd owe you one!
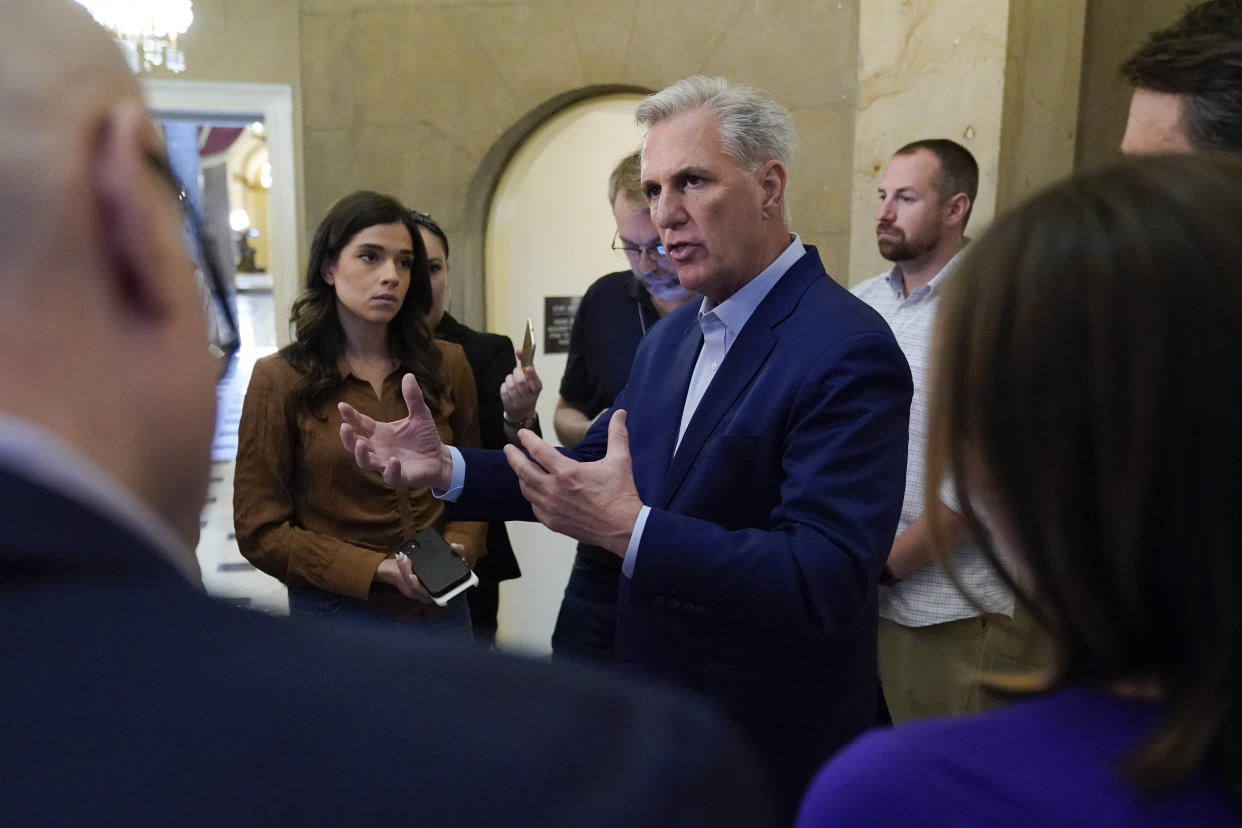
[682,602,695,612]
[667,598,681,609]
[653,595,666,606]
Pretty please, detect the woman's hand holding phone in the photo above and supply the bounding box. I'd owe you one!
[372,540,468,604]
[374,553,433,603]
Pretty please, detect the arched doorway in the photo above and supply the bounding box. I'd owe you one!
[485,93,647,654]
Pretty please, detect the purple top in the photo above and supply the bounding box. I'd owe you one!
[796,688,1240,827]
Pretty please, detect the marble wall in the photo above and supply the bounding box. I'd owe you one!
[996,0,1086,212]
[134,0,1191,316]
[298,0,862,327]
[849,0,1087,286]
[850,0,1008,285]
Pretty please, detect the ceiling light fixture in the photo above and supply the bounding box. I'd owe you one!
[75,1,194,74]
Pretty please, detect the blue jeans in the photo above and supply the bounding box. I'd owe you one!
[288,585,473,644]
[550,552,620,664]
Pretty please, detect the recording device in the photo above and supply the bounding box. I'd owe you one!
[520,318,536,368]
[396,527,477,607]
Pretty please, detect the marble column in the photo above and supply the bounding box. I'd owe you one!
[849,0,1086,285]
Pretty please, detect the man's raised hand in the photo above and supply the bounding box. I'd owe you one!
[502,410,643,555]
[339,373,454,490]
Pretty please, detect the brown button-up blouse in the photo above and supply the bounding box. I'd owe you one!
[233,340,485,621]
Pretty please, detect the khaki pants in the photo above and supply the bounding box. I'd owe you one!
[878,606,1047,724]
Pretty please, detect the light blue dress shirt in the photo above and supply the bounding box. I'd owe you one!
[439,235,808,580]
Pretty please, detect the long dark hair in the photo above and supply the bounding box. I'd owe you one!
[282,190,444,418]
[927,154,1242,803]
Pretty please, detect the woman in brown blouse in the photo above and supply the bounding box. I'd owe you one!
[234,191,484,637]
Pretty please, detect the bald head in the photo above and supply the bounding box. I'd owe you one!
[0,1,219,550]
[0,3,141,284]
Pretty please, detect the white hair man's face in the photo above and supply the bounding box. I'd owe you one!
[640,108,773,305]
[1121,89,1194,155]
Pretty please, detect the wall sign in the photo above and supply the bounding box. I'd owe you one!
[543,296,581,354]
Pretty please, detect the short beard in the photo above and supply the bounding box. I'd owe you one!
[877,230,939,263]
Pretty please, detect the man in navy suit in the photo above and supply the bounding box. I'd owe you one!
[0,5,768,824]
[342,75,912,822]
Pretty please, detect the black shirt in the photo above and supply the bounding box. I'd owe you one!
[558,271,662,572]
[558,271,661,420]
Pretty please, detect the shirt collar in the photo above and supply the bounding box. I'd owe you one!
[336,355,402,383]
[884,246,966,300]
[699,234,806,337]
[0,414,202,584]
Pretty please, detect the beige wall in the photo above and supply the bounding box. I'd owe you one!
[850,0,1010,286]
[995,0,1086,213]
[128,0,1199,310]
[849,0,1088,287]
[299,0,862,328]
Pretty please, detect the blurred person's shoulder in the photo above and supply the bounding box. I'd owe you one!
[1,535,769,826]
[204,596,773,826]
[797,689,1241,827]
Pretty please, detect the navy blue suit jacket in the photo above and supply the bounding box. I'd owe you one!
[435,312,522,582]
[455,246,911,806]
[0,467,767,825]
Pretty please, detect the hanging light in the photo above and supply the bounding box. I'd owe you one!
[75,1,194,74]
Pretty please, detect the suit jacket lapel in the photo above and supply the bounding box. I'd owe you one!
[636,312,702,497]
[651,247,822,508]
[654,325,775,507]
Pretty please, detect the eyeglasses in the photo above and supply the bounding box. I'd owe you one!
[146,150,241,379]
[611,229,667,261]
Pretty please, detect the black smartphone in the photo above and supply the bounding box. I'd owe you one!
[397,527,473,599]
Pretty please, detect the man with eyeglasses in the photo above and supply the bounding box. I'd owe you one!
[0,4,769,824]
[550,149,699,664]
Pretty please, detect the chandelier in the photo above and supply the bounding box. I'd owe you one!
[75,1,194,74]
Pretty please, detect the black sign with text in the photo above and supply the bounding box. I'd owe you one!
[543,296,581,354]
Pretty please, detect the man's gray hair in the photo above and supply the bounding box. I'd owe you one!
[635,76,796,170]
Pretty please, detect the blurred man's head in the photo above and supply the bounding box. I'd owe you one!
[0,2,221,547]
[1120,0,1242,155]
[607,150,689,305]
[636,76,793,305]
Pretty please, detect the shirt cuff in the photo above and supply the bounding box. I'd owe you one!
[621,505,651,579]
[939,476,962,514]
[432,446,466,502]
